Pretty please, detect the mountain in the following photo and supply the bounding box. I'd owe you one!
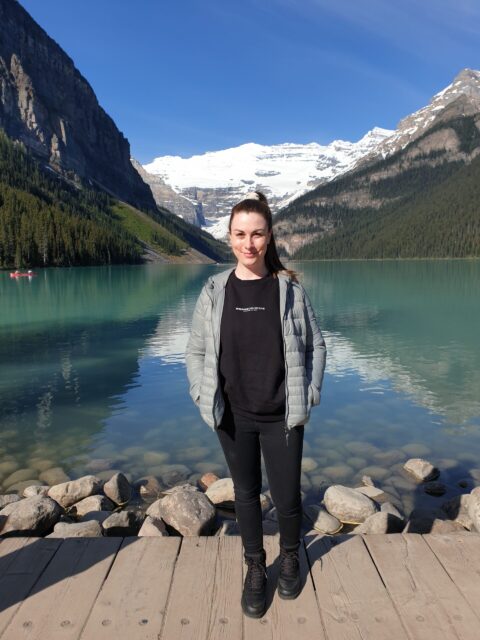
[141,127,393,239]
[274,68,480,258]
[0,0,155,211]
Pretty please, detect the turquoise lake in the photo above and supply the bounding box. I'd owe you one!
[1,260,479,519]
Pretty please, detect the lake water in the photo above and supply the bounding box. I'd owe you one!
[1,260,479,523]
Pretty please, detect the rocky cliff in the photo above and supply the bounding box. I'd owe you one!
[0,0,156,211]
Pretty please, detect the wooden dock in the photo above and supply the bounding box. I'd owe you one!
[1,531,479,639]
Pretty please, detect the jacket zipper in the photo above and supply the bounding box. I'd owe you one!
[282,281,290,447]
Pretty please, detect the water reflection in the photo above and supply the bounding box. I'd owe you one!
[1,260,479,522]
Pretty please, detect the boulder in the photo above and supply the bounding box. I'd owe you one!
[304,504,343,534]
[323,485,378,524]
[0,494,21,509]
[48,520,103,537]
[403,458,439,482]
[353,511,404,534]
[39,467,70,485]
[380,502,404,520]
[103,472,132,506]
[70,495,115,517]
[467,487,480,532]
[0,496,62,536]
[138,516,169,537]
[442,494,473,530]
[48,475,103,509]
[198,472,220,490]
[205,478,235,508]
[102,511,139,536]
[23,485,49,498]
[152,485,216,536]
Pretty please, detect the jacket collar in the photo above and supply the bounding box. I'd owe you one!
[207,266,292,288]
[207,266,291,312]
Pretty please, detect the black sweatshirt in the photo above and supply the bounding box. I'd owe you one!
[219,270,286,421]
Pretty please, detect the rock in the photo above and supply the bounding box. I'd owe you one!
[354,486,387,502]
[442,494,473,530]
[401,443,431,457]
[103,472,132,506]
[0,494,21,509]
[205,478,234,507]
[160,464,191,488]
[138,516,169,537]
[345,442,381,457]
[301,457,318,472]
[79,511,112,525]
[304,504,342,534]
[358,466,389,481]
[48,475,103,509]
[153,486,216,536]
[373,450,405,465]
[102,511,139,536]
[353,511,404,534]
[361,475,375,487]
[48,520,103,537]
[457,478,475,490]
[143,451,170,466]
[85,458,116,473]
[403,508,464,533]
[259,493,272,514]
[424,481,447,496]
[403,458,439,482]
[70,495,115,517]
[0,460,20,480]
[134,475,164,499]
[0,496,62,536]
[323,485,378,524]
[29,458,57,472]
[198,472,220,491]
[2,468,38,487]
[380,502,404,520]
[39,467,70,485]
[5,480,44,494]
[469,469,480,482]
[176,447,211,462]
[23,485,49,498]
[467,487,480,532]
[323,464,354,482]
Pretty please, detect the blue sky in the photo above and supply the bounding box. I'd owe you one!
[20,0,480,163]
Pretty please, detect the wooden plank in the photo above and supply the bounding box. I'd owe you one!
[159,535,243,640]
[423,532,480,622]
[364,533,480,640]
[0,537,32,574]
[244,534,324,640]
[1,536,122,640]
[0,537,62,637]
[304,531,408,640]
[80,536,180,640]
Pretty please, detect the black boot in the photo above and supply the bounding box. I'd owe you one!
[241,549,267,618]
[277,546,301,599]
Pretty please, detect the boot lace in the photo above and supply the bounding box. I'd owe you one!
[279,548,299,578]
[245,557,267,592]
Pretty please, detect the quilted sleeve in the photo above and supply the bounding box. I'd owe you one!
[185,285,210,406]
[303,286,327,406]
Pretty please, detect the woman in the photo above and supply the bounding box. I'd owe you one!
[185,191,326,618]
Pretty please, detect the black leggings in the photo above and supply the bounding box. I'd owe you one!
[216,403,304,558]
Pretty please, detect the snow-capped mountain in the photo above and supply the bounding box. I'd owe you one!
[360,68,480,164]
[141,127,393,239]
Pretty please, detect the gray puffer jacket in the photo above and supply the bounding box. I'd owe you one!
[185,267,327,442]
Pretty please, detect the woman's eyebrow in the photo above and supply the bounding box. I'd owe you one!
[233,228,266,233]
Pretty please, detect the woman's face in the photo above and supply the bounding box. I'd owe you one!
[229,211,272,271]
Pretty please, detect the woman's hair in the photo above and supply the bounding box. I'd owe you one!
[228,191,299,283]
